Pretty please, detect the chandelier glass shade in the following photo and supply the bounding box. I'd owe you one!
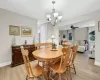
[46,1,62,26]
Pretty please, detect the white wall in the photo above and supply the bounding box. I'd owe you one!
[0,8,37,66]
[53,26,59,47]
[94,18,100,66]
[95,20,100,66]
[47,23,53,40]
[75,27,88,41]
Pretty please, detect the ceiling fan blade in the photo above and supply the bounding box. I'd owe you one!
[75,27,78,28]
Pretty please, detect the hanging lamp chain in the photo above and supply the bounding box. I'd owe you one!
[52,0,55,12]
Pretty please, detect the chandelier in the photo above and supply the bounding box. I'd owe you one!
[46,0,62,26]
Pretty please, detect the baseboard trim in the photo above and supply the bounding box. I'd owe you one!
[0,61,11,67]
[95,61,100,66]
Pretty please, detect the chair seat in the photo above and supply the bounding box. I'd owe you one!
[33,64,43,77]
[50,62,67,73]
[28,63,44,77]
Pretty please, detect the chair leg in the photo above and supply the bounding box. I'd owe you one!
[42,62,44,68]
[66,71,68,80]
[26,76,29,80]
[73,64,76,74]
[26,77,27,80]
[68,67,72,80]
[59,73,61,80]
[26,76,34,80]
[49,71,55,80]
[37,77,41,80]
[49,70,52,79]
[38,60,39,65]
[43,62,45,68]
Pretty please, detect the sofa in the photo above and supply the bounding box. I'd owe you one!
[76,40,86,53]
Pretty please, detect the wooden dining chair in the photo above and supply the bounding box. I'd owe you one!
[44,42,52,48]
[63,47,73,80]
[68,45,78,74]
[35,42,52,49]
[50,47,71,80]
[35,43,46,67]
[35,43,45,50]
[62,42,72,48]
[20,46,44,80]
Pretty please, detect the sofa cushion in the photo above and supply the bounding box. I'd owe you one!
[80,41,85,46]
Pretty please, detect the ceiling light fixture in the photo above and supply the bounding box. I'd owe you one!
[46,0,62,26]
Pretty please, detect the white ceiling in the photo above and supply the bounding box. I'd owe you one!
[0,0,100,21]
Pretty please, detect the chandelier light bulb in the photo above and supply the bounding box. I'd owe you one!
[49,18,51,21]
[55,19,57,23]
[53,12,58,18]
[58,16,62,20]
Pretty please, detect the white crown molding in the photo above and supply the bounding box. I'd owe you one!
[95,61,100,66]
[0,61,11,67]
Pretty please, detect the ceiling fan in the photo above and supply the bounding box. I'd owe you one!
[70,25,79,29]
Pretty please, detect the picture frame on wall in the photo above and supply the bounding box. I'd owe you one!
[98,21,100,32]
[9,25,20,35]
[21,26,32,37]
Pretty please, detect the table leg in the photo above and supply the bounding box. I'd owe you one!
[44,61,50,80]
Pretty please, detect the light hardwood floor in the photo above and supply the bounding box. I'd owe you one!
[0,52,100,80]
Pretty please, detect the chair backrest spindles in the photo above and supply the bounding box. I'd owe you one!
[44,42,52,48]
[72,45,78,62]
[20,46,34,77]
[58,48,71,71]
[35,42,52,49]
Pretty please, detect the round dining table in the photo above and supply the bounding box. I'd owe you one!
[32,48,63,80]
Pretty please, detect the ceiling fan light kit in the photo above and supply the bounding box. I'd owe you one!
[70,25,79,29]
